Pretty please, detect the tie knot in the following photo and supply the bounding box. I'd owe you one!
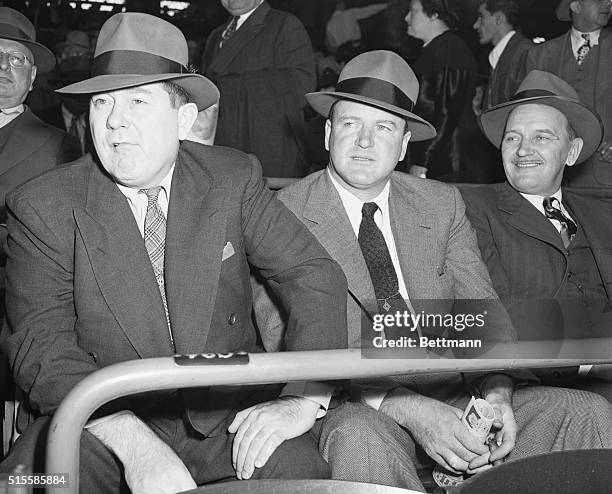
[542,196,559,213]
[140,186,163,206]
[581,33,591,44]
[362,202,379,219]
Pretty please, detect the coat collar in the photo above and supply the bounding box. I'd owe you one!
[497,181,566,251]
[73,144,230,356]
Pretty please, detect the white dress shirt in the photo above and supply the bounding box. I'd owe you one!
[0,104,24,128]
[520,189,574,233]
[570,27,600,59]
[489,30,516,69]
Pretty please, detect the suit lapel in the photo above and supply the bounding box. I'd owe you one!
[302,172,376,312]
[208,2,268,75]
[0,109,52,177]
[164,145,231,353]
[73,158,174,357]
[498,182,566,252]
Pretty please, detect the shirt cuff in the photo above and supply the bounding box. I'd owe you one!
[280,381,334,419]
[84,410,134,429]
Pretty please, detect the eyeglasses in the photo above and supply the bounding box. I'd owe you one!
[0,51,32,68]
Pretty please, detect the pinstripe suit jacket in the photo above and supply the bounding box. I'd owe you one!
[3,141,347,436]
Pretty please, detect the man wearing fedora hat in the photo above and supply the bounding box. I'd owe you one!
[462,70,612,399]
[253,52,612,491]
[524,0,612,188]
[0,7,80,277]
[1,12,347,493]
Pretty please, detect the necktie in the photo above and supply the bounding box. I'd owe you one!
[140,187,174,350]
[576,33,591,65]
[220,16,239,48]
[358,202,410,337]
[543,197,577,249]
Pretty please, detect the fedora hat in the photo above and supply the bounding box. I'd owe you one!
[306,50,436,141]
[480,70,602,163]
[55,31,91,56]
[57,13,218,111]
[0,7,55,72]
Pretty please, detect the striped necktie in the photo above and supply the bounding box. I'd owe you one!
[543,197,577,249]
[140,186,174,350]
[220,16,239,48]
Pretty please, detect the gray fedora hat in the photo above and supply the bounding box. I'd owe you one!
[306,50,436,142]
[0,7,55,72]
[57,13,218,111]
[480,70,603,164]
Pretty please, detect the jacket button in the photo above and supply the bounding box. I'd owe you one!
[88,351,98,363]
[228,313,237,325]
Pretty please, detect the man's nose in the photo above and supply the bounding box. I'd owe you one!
[355,127,374,148]
[106,102,129,129]
[0,52,11,71]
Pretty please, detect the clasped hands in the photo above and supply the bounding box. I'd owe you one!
[407,395,516,476]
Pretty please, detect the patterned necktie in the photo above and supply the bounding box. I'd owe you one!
[543,197,577,249]
[358,203,410,334]
[140,187,174,349]
[576,33,591,65]
[220,16,239,48]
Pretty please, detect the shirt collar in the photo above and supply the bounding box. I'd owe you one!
[571,26,600,47]
[236,0,263,29]
[489,30,516,69]
[327,168,391,234]
[0,104,24,115]
[116,163,175,204]
[520,188,563,216]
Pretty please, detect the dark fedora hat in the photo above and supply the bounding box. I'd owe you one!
[0,7,56,72]
[480,70,602,163]
[306,50,436,142]
[57,13,218,111]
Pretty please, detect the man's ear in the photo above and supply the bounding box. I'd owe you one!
[29,65,37,92]
[569,0,582,15]
[399,130,411,161]
[494,11,505,25]
[177,102,199,140]
[324,118,332,152]
[565,137,584,167]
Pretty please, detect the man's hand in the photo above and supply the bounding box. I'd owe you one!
[228,396,320,480]
[381,391,489,473]
[88,412,197,494]
[408,165,428,179]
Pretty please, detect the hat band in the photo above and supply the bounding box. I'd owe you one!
[0,22,33,42]
[510,89,557,101]
[92,50,187,77]
[335,77,414,112]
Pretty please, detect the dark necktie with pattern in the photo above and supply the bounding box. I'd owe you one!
[543,197,577,249]
[140,186,174,350]
[220,16,239,48]
[358,202,410,338]
[576,33,591,65]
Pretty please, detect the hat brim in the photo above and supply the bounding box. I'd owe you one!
[1,36,55,72]
[57,73,219,111]
[306,91,437,142]
[480,95,603,164]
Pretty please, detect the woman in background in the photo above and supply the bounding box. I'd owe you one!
[405,0,477,182]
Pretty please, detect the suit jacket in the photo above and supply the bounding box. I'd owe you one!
[254,170,515,403]
[462,182,612,347]
[3,141,347,436]
[524,30,612,187]
[0,108,81,266]
[202,1,316,178]
[484,32,533,110]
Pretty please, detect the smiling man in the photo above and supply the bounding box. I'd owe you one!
[0,12,347,494]
[524,0,612,187]
[462,70,612,400]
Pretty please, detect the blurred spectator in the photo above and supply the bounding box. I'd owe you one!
[524,0,612,188]
[201,0,316,178]
[325,1,388,56]
[405,0,477,181]
[473,0,533,112]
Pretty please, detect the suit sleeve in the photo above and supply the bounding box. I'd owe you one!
[2,192,126,416]
[241,155,347,352]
